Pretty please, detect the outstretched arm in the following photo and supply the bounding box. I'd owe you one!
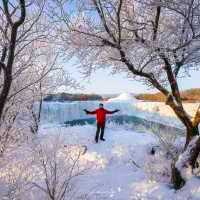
[83,109,96,114]
[105,109,120,114]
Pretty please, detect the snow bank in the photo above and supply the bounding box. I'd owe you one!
[108,93,138,103]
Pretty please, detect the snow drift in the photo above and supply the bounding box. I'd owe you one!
[108,92,138,103]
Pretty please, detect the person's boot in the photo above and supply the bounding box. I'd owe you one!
[100,138,105,141]
[95,137,98,143]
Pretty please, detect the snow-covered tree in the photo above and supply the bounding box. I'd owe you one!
[0,0,49,154]
[0,0,78,155]
[52,0,200,189]
[0,135,89,200]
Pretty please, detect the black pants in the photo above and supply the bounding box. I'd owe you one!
[95,123,105,141]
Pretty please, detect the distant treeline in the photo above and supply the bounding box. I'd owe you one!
[44,93,103,102]
[136,88,200,102]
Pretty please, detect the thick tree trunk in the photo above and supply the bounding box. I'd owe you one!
[185,125,199,150]
[171,134,200,189]
[171,159,185,190]
[0,71,12,122]
[0,0,26,122]
[166,100,200,189]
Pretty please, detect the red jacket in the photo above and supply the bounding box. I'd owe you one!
[87,108,116,126]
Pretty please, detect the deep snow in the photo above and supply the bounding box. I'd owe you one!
[37,123,200,200]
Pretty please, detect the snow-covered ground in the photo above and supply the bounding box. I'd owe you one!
[0,126,197,200]
[37,123,200,200]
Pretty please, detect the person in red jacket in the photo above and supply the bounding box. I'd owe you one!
[84,103,120,143]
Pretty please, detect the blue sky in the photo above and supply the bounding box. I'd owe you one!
[67,66,200,94]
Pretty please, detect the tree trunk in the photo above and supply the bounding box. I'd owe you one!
[166,98,199,147]
[0,71,12,122]
[30,97,43,134]
[171,135,200,189]
[0,0,26,122]
[171,159,185,190]
[185,125,199,150]
[166,101,200,189]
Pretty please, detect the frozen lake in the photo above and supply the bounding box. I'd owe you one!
[36,98,185,137]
